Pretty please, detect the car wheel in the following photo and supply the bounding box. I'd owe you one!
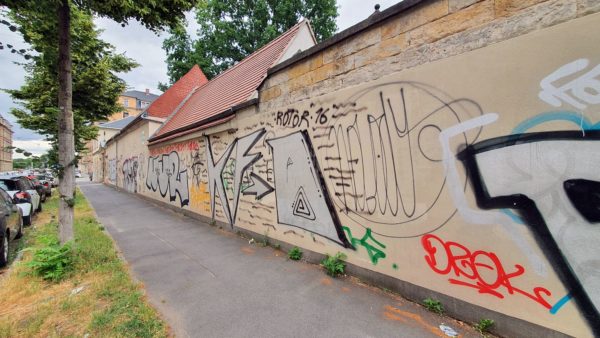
[23,214,32,227]
[15,218,23,239]
[41,193,46,203]
[0,231,8,267]
[36,201,42,212]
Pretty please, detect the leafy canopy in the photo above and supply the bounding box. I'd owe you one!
[162,0,338,85]
[2,0,196,153]
[5,4,138,154]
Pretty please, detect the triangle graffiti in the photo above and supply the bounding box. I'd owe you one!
[266,130,352,248]
[293,187,315,220]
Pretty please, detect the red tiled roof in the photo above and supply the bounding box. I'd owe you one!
[146,65,208,119]
[148,115,235,146]
[150,21,304,141]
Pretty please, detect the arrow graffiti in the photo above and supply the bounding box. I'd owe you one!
[242,172,274,200]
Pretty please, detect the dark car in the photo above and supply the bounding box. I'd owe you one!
[34,175,52,197]
[0,187,23,267]
[25,176,47,203]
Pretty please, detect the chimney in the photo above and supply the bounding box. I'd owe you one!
[145,88,149,95]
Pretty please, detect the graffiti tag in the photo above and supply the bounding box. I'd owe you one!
[421,234,553,310]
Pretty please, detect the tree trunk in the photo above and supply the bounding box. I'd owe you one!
[57,0,74,244]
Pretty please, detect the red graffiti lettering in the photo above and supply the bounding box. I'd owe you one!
[150,140,199,156]
[421,234,552,309]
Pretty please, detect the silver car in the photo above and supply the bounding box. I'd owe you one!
[0,176,41,226]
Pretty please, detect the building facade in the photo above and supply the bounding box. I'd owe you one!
[108,89,159,121]
[0,115,13,172]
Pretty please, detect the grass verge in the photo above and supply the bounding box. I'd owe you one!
[0,190,169,337]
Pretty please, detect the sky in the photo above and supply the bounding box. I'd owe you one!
[0,0,400,158]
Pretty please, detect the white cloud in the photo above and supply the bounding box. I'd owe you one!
[12,140,52,158]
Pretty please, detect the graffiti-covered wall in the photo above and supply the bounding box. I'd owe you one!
[108,2,600,337]
[105,120,158,195]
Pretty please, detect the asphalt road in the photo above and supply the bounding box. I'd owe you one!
[79,180,479,338]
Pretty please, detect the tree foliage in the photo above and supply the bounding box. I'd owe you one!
[2,0,196,243]
[13,153,50,169]
[4,4,137,154]
[162,0,338,83]
[1,0,194,31]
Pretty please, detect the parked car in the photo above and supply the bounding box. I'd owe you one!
[0,176,41,226]
[46,173,58,187]
[35,175,53,197]
[0,187,23,267]
[25,176,47,203]
[75,170,82,178]
[26,175,49,200]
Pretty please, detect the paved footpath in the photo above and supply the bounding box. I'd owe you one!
[79,181,479,338]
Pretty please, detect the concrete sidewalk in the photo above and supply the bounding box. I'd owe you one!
[79,181,479,338]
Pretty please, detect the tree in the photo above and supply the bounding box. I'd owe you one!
[162,0,338,83]
[2,0,196,244]
[6,5,137,156]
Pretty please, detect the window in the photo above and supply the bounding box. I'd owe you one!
[19,178,33,190]
[123,98,129,107]
[123,111,129,118]
[0,179,19,191]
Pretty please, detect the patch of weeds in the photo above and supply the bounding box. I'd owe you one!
[475,318,494,335]
[288,247,302,260]
[273,243,281,250]
[257,230,270,247]
[423,297,444,315]
[7,234,25,264]
[0,321,14,337]
[0,190,168,337]
[91,290,164,337]
[22,305,53,336]
[209,219,216,226]
[321,252,347,277]
[24,235,72,282]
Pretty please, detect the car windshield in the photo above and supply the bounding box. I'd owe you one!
[0,179,19,191]
[37,175,46,180]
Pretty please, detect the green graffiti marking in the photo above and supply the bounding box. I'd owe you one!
[222,159,251,195]
[342,226,386,265]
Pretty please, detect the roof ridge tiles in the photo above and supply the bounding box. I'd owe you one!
[205,20,305,84]
[149,19,310,142]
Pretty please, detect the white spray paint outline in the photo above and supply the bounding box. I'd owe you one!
[438,113,547,276]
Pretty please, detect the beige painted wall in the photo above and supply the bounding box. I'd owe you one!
[99,1,600,336]
[104,120,151,193]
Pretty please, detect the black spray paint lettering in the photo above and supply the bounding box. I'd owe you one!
[146,151,190,207]
[205,129,274,225]
[275,108,310,129]
[267,130,352,248]
[458,131,600,335]
[122,156,138,193]
[318,82,483,238]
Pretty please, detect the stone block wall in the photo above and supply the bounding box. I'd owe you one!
[261,0,598,108]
